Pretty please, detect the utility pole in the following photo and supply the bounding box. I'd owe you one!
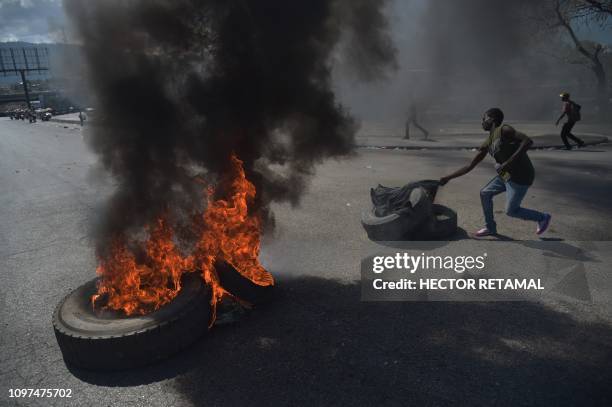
[19,70,32,109]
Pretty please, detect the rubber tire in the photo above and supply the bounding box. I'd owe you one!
[216,262,275,305]
[53,272,211,371]
[361,187,433,241]
[412,204,458,240]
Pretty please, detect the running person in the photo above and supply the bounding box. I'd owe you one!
[439,108,551,237]
[556,92,585,150]
[404,103,429,140]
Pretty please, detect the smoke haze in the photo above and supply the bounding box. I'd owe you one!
[335,0,611,124]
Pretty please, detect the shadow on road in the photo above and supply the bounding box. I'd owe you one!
[69,276,612,406]
[521,240,599,263]
[371,227,470,250]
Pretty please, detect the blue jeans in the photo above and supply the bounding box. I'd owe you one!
[480,176,545,233]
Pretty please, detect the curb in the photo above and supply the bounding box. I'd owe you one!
[357,136,609,151]
[49,118,81,125]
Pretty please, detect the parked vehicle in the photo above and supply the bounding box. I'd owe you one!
[36,108,53,121]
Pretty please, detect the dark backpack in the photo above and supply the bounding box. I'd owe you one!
[569,101,582,122]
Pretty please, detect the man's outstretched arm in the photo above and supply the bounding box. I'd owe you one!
[555,112,566,126]
[439,149,487,185]
[556,103,569,126]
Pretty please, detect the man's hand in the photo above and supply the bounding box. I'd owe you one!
[494,163,507,175]
[439,176,451,186]
[556,112,565,126]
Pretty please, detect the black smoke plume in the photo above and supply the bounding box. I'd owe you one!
[63,0,396,252]
[411,0,564,121]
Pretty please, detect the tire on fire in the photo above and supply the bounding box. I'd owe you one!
[53,272,211,370]
[216,262,275,305]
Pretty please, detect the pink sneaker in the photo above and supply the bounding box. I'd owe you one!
[537,214,551,235]
[474,228,495,237]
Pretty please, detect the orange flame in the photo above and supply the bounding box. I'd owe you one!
[92,153,273,325]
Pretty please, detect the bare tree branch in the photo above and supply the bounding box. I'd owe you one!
[528,0,609,113]
[581,0,612,16]
[554,0,601,68]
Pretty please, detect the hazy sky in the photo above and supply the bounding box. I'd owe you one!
[1,1,609,120]
[1,0,610,44]
[0,0,65,43]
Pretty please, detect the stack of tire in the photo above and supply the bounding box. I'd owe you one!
[361,180,457,241]
[53,264,272,370]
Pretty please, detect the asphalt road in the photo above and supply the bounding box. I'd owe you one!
[1,118,612,406]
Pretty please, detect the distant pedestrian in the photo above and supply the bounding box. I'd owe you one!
[404,103,429,140]
[555,92,585,150]
[439,107,551,237]
[79,110,85,127]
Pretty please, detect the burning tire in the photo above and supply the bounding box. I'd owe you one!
[216,262,275,305]
[53,272,211,370]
